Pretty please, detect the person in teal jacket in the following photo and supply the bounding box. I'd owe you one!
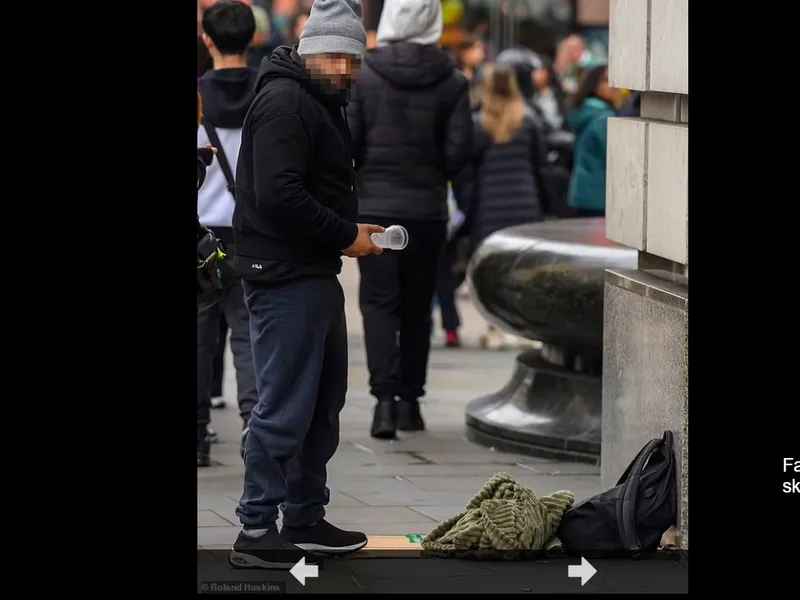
[566,65,619,216]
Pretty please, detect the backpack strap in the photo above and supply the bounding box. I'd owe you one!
[615,432,673,556]
[203,122,236,198]
[615,439,655,487]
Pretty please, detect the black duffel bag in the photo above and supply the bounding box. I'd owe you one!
[557,431,678,559]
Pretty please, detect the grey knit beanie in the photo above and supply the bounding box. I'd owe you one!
[297,0,367,59]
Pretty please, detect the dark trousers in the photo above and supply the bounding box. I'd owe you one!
[212,316,228,397]
[436,237,465,333]
[197,272,258,443]
[358,218,447,401]
[237,277,348,529]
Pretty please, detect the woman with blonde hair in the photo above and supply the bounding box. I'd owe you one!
[453,62,548,349]
[461,62,547,246]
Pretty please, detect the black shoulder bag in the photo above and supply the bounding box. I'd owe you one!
[197,218,235,313]
[203,122,236,199]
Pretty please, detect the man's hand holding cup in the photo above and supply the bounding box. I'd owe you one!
[343,224,385,258]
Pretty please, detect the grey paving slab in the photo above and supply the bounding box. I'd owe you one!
[328,476,421,493]
[197,492,236,510]
[330,522,435,535]
[343,487,471,507]
[197,526,241,547]
[409,505,468,522]
[342,433,489,455]
[324,506,435,524]
[198,509,236,527]
[207,504,239,526]
[414,451,554,465]
[329,463,554,478]
[399,474,532,493]
[516,461,602,476]
[328,451,428,467]
[402,474,604,501]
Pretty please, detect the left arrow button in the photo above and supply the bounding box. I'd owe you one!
[290,557,320,586]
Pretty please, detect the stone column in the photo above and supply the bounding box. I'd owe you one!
[602,0,688,548]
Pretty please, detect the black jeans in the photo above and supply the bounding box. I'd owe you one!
[436,236,465,333]
[237,277,347,529]
[358,218,447,401]
[197,265,258,443]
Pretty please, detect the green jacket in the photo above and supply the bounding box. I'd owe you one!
[567,98,616,212]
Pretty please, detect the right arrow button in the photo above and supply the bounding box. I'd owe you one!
[567,557,597,586]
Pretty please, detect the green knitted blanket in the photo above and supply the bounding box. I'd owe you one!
[421,472,575,560]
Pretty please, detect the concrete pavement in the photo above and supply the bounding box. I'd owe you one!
[198,259,605,548]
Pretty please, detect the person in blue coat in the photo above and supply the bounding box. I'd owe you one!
[566,65,619,216]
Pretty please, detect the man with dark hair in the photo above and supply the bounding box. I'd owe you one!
[229,0,385,570]
[196,0,259,467]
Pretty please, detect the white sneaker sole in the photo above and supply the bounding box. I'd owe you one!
[228,550,297,570]
[294,540,367,554]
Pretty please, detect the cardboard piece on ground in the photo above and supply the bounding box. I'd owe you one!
[198,536,425,558]
[351,535,424,558]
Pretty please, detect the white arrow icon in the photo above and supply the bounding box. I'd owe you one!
[568,557,597,586]
[290,557,319,586]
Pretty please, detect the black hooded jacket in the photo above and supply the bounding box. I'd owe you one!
[198,67,259,129]
[232,47,360,284]
[346,42,472,221]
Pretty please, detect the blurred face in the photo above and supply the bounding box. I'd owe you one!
[532,67,549,90]
[564,37,585,62]
[304,53,362,92]
[555,35,585,72]
[461,40,485,69]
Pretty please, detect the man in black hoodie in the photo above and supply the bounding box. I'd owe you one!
[229,0,384,569]
[346,0,472,440]
[197,0,260,466]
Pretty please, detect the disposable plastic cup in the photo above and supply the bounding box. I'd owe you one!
[370,225,408,250]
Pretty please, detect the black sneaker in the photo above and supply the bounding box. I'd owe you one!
[370,398,397,440]
[197,436,211,467]
[397,399,425,431]
[229,529,323,570]
[281,519,367,554]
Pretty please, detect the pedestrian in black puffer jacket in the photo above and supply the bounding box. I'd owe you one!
[346,0,472,440]
[457,63,548,250]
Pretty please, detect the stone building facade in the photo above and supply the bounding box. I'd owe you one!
[601,0,689,548]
